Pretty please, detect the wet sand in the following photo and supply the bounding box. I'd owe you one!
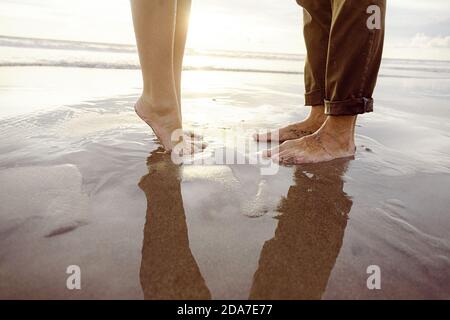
[0,67,449,299]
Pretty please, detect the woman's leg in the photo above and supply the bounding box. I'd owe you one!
[139,149,211,299]
[131,0,181,151]
[173,0,192,118]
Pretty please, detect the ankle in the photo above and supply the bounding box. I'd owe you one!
[319,116,356,149]
[307,105,327,124]
[139,94,179,116]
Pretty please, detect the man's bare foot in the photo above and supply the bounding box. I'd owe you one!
[254,105,326,143]
[265,116,357,165]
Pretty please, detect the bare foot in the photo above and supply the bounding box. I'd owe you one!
[265,116,357,165]
[135,96,206,153]
[254,106,326,143]
[135,96,182,151]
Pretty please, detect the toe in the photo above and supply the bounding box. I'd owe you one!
[263,144,281,158]
[262,148,272,158]
[190,141,206,154]
[196,140,208,150]
[271,153,280,163]
[292,155,307,164]
[278,152,296,165]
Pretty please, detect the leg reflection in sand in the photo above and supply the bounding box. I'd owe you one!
[138,148,211,300]
[249,160,353,300]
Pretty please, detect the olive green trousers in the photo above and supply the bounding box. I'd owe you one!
[297,0,386,115]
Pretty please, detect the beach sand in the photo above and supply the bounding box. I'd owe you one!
[0,66,449,299]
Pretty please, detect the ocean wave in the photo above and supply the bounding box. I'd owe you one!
[2,61,447,79]
[0,35,304,62]
[0,35,136,53]
[0,61,303,75]
[1,35,450,78]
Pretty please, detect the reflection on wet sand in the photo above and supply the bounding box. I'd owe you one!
[1,66,449,299]
[139,148,352,300]
[138,149,211,300]
[249,161,352,299]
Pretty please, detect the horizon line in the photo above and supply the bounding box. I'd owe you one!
[1,34,449,63]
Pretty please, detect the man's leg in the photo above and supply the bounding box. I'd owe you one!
[255,0,330,143]
[269,0,386,164]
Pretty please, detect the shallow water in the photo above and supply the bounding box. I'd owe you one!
[0,67,449,299]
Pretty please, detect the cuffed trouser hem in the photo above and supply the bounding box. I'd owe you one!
[324,97,374,116]
[305,89,325,106]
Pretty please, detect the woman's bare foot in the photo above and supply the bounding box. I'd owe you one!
[135,96,182,151]
[254,105,326,142]
[135,96,206,153]
[265,116,357,165]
